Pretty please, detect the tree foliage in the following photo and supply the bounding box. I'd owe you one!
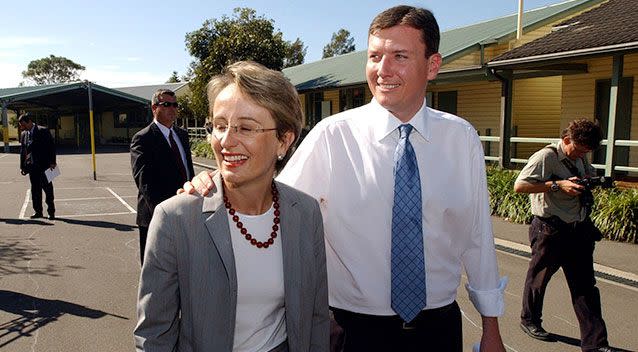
[21,55,85,85]
[322,29,356,58]
[284,38,306,68]
[166,71,182,83]
[184,7,306,119]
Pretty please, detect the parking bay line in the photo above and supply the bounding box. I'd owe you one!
[19,189,30,219]
[106,187,137,213]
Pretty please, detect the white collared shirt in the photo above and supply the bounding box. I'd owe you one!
[278,98,506,317]
[153,120,190,179]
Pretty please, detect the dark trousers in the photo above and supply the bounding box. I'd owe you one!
[332,301,462,352]
[29,170,54,215]
[521,216,608,350]
[138,226,148,266]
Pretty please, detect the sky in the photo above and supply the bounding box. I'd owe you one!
[0,0,565,89]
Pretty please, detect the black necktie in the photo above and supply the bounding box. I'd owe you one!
[169,130,187,183]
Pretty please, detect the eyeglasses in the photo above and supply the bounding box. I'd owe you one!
[206,124,277,139]
[154,101,179,108]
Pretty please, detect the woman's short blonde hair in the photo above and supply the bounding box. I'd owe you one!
[207,61,303,171]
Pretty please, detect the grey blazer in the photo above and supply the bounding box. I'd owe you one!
[134,174,329,351]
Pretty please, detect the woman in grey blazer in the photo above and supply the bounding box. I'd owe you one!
[134,61,329,352]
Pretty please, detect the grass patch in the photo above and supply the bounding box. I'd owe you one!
[190,138,215,159]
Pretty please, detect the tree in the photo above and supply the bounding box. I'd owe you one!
[322,29,356,58]
[284,38,306,68]
[166,71,182,83]
[21,55,85,85]
[185,7,306,119]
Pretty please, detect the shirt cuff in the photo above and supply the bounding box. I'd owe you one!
[464,276,508,317]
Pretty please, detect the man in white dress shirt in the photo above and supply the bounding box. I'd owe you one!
[187,6,507,351]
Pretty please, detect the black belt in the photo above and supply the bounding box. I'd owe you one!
[536,215,580,230]
[331,301,458,331]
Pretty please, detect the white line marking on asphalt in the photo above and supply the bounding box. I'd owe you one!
[460,309,479,328]
[0,181,12,184]
[56,211,135,218]
[106,187,137,213]
[0,154,8,159]
[552,314,578,328]
[56,196,118,201]
[19,189,30,219]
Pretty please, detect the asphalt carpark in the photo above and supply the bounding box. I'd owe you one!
[0,148,207,351]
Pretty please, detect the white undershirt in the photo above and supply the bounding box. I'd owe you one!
[228,205,287,352]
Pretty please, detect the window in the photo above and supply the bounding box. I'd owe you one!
[114,108,149,128]
[339,87,365,112]
[436,91,457,115]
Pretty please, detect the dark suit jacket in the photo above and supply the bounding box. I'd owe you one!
[134,173,329,351]
[130,122,195,227]
[20,125,56,174]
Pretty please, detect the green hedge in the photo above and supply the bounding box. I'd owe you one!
[486,166,638,243]
[190,138,215,159]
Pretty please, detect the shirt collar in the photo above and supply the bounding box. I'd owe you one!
[556,140,568,160]
[370,98,430,143]
[153,119,173,139]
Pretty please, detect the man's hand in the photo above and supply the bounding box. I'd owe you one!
[480,316,506,352]
[177,170,216,195]
[49,163,56,170]
[557,176,585,196]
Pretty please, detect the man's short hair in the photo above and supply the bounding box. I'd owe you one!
[369,5,440,57]
[18,113,32,123]
[561,118,603,150]
[151,89,176,105]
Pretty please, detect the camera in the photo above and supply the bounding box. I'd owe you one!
[574,176,613,212]
[574,176,613,190]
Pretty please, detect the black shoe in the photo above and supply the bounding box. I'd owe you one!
[520,322,551,341]
[29,213,44,219]
[48,214,55,220]
[590,347,622,352]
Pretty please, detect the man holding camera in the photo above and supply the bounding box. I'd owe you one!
[514,119,618,352]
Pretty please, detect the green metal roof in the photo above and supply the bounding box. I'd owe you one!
[114,82,189,101]
[0,81,149,105]
[283,0,601,91]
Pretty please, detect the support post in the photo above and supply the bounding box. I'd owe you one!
[2,101,9,153]
[604,55,623,177]
[497,70,514,168]
[87,81,97,180]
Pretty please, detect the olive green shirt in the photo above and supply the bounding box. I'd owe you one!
[515,141,596,223]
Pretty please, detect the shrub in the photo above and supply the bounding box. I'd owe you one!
[591,188,638,243]
[486,166,532,224]
[190,138,215,159]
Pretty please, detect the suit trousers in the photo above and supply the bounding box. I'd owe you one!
[29,170,54,215]
[138,226,148,266]
[332,301,462,352]
[521,216,608,350]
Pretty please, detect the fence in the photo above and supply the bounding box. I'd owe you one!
[479,136,638,174]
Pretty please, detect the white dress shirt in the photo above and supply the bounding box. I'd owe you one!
[278,98,507,317]
[153,120,190,180]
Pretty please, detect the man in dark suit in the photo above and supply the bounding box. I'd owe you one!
[19,113,57,220]
[131,89,194,265]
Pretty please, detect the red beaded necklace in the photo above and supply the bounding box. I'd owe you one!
[223,180,280,249]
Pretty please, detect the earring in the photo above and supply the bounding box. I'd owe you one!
[277,155,284,161]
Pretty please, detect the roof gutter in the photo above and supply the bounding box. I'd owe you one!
[488,41,638,67]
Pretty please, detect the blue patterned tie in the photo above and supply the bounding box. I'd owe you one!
[391,124,426,323]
